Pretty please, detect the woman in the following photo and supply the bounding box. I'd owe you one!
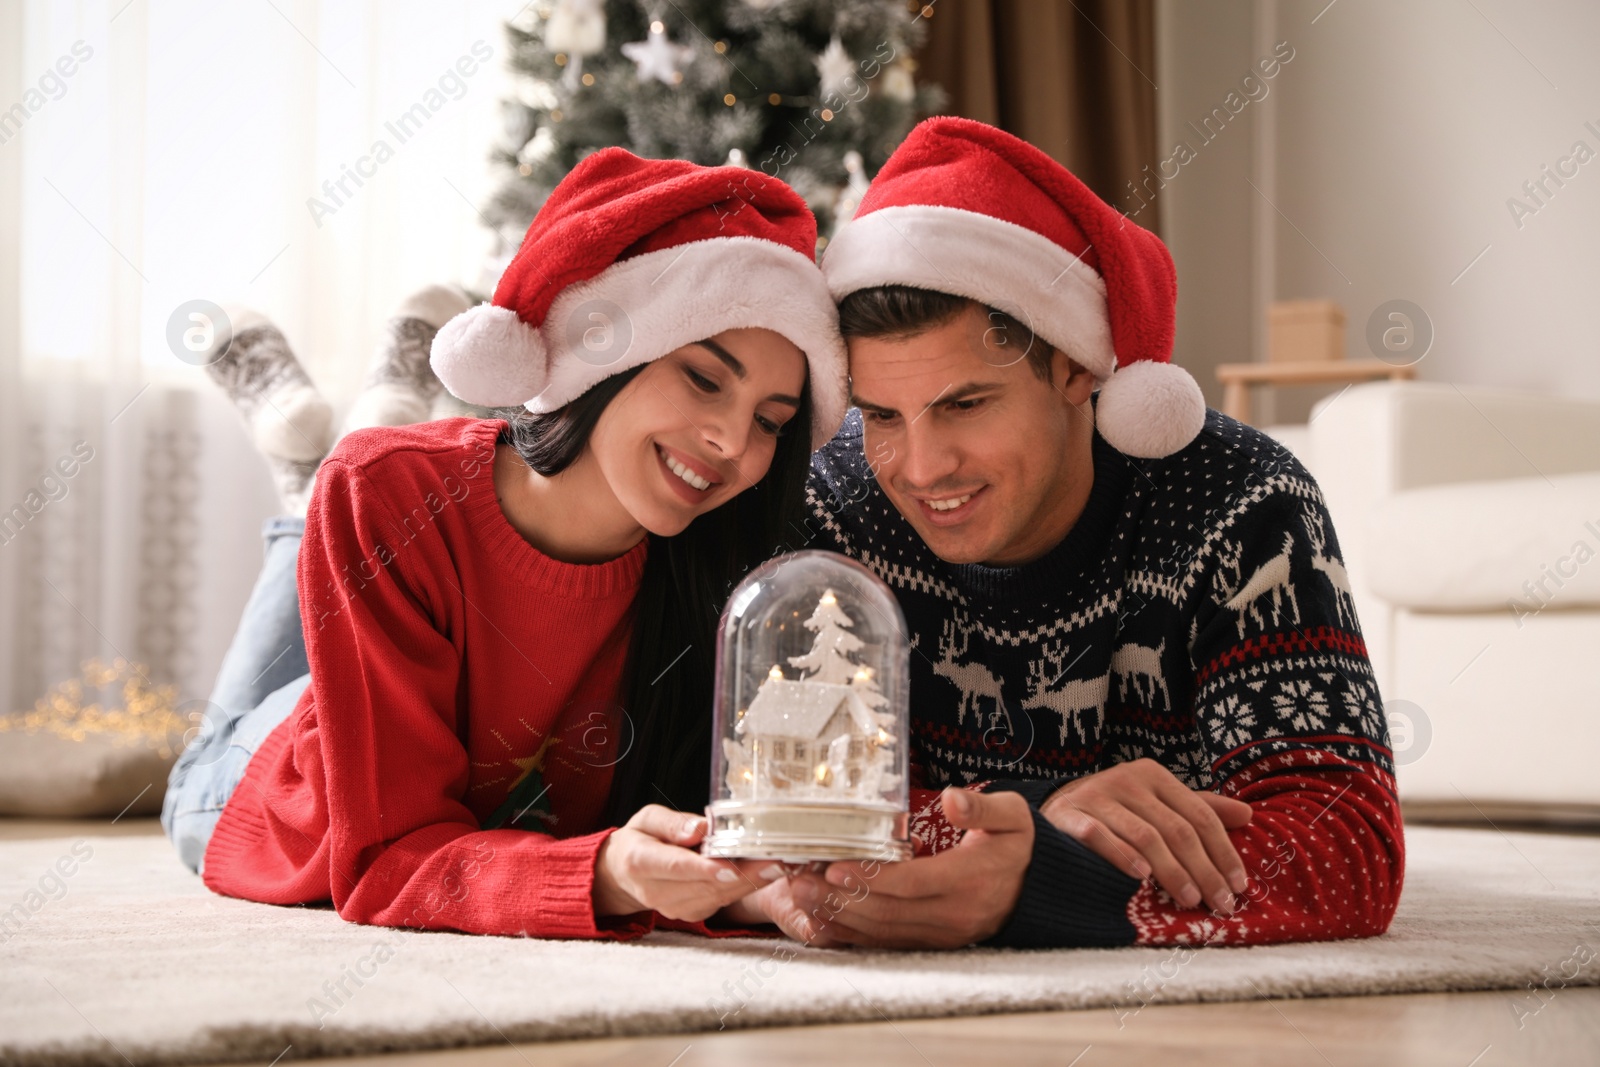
[162,148,848,940]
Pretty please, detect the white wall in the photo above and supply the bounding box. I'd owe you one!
[1153,0,1262,410]
[1159,0,1600,420]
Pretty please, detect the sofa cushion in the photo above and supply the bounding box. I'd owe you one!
[1366,471,1600,611]
[0,729,174,817]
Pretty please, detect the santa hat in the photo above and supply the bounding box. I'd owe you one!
[822,117,1206,459]
[431,148,848,449]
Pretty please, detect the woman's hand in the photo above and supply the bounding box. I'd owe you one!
[714,879,786,929]
[593,804,781,923]
[1040,759,1254,915]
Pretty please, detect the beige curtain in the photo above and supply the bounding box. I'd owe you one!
[917,0,1161,234]
[1,0,515,715]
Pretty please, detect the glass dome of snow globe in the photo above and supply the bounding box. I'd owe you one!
[703,550,911,864]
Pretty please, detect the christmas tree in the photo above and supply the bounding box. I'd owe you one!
[786,588,864,684]
[483,0,943,262]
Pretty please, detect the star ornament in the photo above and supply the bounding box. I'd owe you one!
[815,35,855,99]
[621,20,695,86]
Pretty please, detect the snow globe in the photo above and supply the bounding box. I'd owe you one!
[703,550,911,864]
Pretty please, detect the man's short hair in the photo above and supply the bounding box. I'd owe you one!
[836,286,1054,382]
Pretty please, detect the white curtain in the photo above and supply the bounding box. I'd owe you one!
[1,0,522,714]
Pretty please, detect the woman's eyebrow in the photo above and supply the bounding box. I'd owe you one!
[691,339,745,378]
[691,339,801,407]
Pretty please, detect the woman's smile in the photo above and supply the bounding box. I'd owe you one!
[655,441,721,503]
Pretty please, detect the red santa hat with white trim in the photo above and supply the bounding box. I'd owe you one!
[822,117,1206,459]
[431,148,848,450]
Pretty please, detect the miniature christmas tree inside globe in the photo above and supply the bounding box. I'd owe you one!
[703,550,911,864]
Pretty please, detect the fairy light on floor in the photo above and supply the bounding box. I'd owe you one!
[0,659,187,758]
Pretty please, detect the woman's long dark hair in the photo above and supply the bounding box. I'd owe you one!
[499,359,813,825]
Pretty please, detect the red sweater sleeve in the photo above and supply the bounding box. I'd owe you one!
[1122,755,1404,945]
[285,458,646,940]
[1112,485,1406,947]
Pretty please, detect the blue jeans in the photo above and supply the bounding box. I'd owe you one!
[162,517,311,874]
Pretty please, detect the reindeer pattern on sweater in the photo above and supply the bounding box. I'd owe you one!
[800,407,1404,948]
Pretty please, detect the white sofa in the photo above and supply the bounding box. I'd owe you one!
[1269,382,1600,815]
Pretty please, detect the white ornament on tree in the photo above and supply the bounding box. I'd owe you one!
[882,60,916,103]
[621,19,695,86]
[518,125,557,166]
[545,0,606,89]
[814,35,856,99]
[831,149,872,234]
[515,77,559,111]
[543,0,605,54]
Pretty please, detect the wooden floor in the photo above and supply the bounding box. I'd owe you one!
[284,988,1600,1067]
[7,816,1598,1067]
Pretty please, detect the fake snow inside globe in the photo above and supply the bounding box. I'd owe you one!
[703,550,912,864]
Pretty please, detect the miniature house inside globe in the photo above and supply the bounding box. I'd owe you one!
[703,550,911,864]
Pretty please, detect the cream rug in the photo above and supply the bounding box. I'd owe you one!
[3,826,1597,1066]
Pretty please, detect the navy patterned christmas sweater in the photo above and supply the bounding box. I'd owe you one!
[801,407,1405,948]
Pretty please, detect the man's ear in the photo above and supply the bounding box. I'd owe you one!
[1051,348,1097,407]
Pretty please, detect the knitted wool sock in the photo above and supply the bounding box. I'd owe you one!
[341,284,473,435]
[275,457,321,518]
[204,309,333,516]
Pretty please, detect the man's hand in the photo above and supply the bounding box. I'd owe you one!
[755,787,1035,949]
[1040,758,1252,915]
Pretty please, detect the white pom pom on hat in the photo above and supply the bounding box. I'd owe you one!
[431,304,545,409]
[1095,359,1208,459]
[822,116,1206,459]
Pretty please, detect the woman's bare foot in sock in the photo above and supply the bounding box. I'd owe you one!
[204,309,333,515]
[341,284,473,435]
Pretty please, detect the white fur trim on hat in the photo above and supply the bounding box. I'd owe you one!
[823,203,1117,379]
[1095,359,1207,459]
[431,237,848,450]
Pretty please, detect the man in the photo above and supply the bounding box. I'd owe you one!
[744,117,1403,949]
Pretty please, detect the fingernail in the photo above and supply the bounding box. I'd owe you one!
[1179,882,1202,908]
[1134,859,1153,879]
[1229,870,1248,894]
[760,864,784,881]
[1213,891,1236,916]
[716,868,738,883]
[945,790,969,817]
[681,817,703,838]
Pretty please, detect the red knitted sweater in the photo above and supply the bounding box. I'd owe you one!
[202,418,746,940]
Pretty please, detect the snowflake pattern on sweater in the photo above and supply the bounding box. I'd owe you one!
[801,408,1405,948]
